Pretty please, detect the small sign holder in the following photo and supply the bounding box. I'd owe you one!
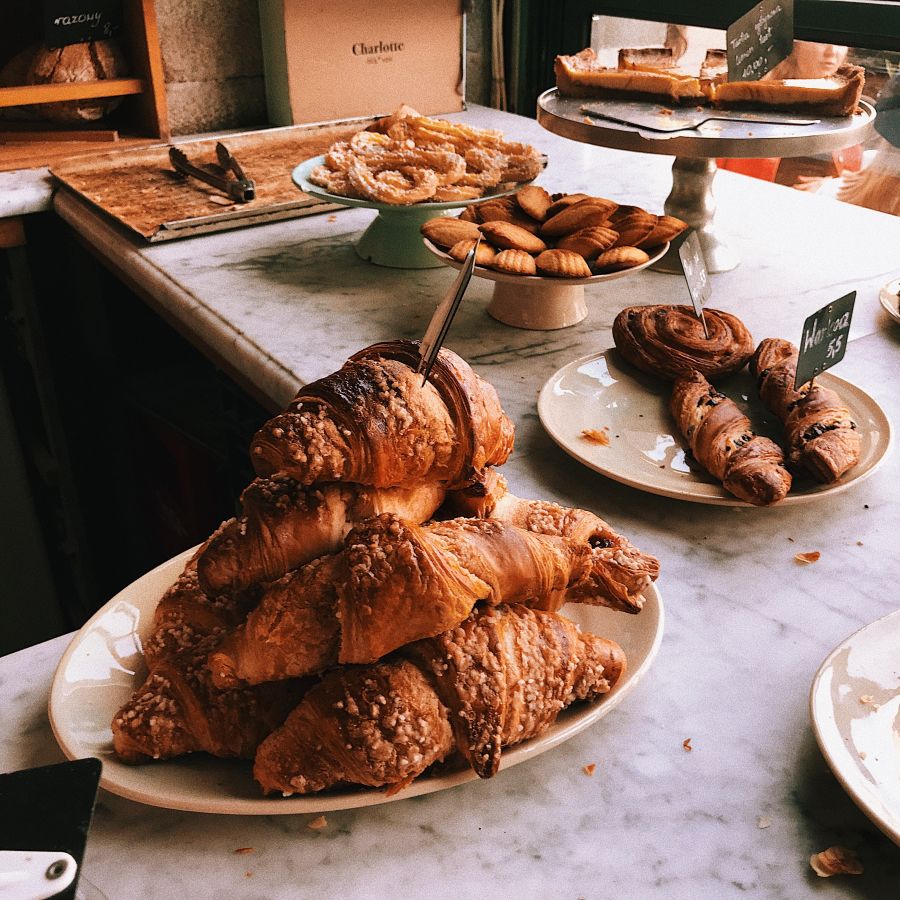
[676,230,712,337]
[794,291,856,388]
[726,0,794,83]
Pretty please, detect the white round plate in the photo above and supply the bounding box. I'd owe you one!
[879,276,900,325]
[49,547,663,815]
[423,238,668,285]
[293,155,535,212]
[810,609,900,845]
[538,349,892,506]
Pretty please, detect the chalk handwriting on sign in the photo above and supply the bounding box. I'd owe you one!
[726,0,794,83]
[794,291,856,388]
[42,0,123,48]
[677,230,711,331]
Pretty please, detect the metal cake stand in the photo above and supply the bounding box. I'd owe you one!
[537,89,876,273]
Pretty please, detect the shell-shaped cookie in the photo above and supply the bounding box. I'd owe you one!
[544,193,592,219]
[540,198,619,238]
[479,221,547,254]
[420,217,481,249]
[535,249,593,278]
[492,249,537,275]
[636,214,689,248]
[592,246,650,273]
[515,185,553,221]
[476,198,541,233]
[555,226,620,260]
[611,213,658,248]
[448,238,497,266]
[458,205,479,222]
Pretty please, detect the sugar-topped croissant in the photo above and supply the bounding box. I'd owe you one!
[253,603,626,794]
[196,476,446,596]
[751,338,860,483]
[209,508,653,688]
[250,341,515,489]
[670,370,792,505]
[111,554,306,764]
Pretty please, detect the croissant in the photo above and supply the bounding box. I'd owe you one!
[751,338,861,482]
[613,305,754,381]
[111,554,307,764]
[253,603,626,794]
[209,508,650,688]
[250,341,515,489]
[440,468,659,609]
[196,476,447,596]
[670,370,792,505]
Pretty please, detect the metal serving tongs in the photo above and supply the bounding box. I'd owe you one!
[168,140,256,202]
[417,237,481,383]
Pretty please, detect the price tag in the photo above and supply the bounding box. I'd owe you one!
[794,291,855,388]
[726,0,794,83]
[677,230,711,333]
[42,0,123,48]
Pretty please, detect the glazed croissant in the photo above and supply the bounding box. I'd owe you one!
[613,305,754,381]
[196,476,447,596]
[112,554,307,764]
[250,341,515,489]
[670,370,792,505]
[440,468,659,609]
[253,603,626,794]
[751,338,860,483]
[209,505,652,688]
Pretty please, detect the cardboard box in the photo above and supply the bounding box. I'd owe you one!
[259,0,466,125]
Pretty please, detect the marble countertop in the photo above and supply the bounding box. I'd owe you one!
[4,105,900,898]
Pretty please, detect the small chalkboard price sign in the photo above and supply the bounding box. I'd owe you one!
[794,291,856,388]
[42,0,123,48]
[726,0,794,83]
[677,230,711,333]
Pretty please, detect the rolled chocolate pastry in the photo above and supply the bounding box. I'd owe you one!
[613,305,754,381]
[751,338,861,483]
[670,370,792,505]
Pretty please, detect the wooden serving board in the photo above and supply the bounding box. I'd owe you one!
[49,119,368,241]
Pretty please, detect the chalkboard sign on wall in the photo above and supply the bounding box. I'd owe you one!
[726,0,794,82]
[41,0,123,48]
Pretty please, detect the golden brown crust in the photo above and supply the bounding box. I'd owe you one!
[612,305,755,381]
[253,604,626,794]
[535,248,593,278]
[592,246,649,272]
[479,220,547,253]
[250,340,515,490]
[751,338,861,482]
[670,371,792,505]
[554,225,619,259]
[492,248,537,275]
[540,198,619,239]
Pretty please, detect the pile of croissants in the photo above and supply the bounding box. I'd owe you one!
[612,306,862,505]
[111,340,659,796]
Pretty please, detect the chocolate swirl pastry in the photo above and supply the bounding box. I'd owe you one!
[751,338,861,483]
[613,305,754,381]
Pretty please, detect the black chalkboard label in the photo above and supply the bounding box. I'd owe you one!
[794,291,855,388]
[726,0,794,83]
[42,0,123,48]
[677,230,711,326]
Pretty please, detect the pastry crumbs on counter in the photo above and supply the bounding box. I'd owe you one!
[859,751,867,760]
[234,847,254,854]
[245,871,253,878]
[794,551,820,564]
[682,738,692,752]
[809,846,863,877]
[659,108,673,115]
[581,428,610,445]
[757,816,771,829]
[308,815,327,830]
[583,763,596,776]
[328,215,337,222]
[859,695,874,705]
[857,541,864,546]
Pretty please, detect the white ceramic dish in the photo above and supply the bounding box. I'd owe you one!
[423,239,668,330]
[879,276,900,325]
[810,609,900,846]
[49,547,664,815]
[538,349,892,506]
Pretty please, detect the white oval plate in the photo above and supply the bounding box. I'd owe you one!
[49,547,664,815]
[810,609,900,845]
[538,349,892,506]
[879,276,900,325]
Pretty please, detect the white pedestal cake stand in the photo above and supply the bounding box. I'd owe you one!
[536,89,876,273]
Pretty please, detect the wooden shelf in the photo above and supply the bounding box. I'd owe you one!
[0,78,146,108]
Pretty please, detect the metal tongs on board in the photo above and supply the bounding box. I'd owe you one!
[168,141,256,202]
[416,238,481,383]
